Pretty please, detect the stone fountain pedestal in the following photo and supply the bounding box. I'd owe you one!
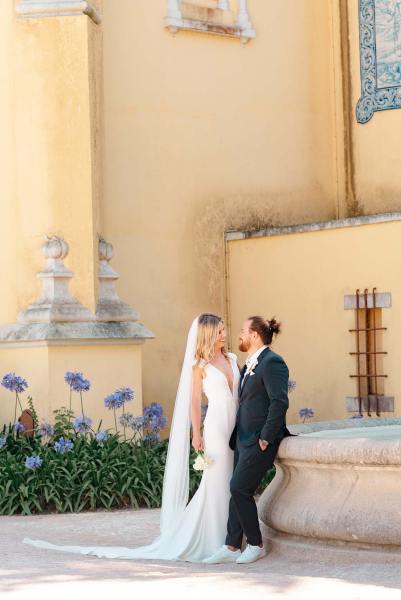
[258,425,401,550]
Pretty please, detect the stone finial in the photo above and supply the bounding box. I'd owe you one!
[17,235,94,323]
[95,237,139,322]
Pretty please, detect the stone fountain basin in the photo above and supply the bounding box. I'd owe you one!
[258,425,401,547]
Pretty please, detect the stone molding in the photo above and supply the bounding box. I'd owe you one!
[0,321,154,346]
[15,1,102,24]
[225,212,401,241]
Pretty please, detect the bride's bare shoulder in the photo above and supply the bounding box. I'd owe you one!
[192,359,207,379]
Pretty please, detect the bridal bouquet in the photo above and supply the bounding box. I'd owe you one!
[193,451,214,471]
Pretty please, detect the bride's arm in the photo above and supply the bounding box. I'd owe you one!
[191,365,204,452]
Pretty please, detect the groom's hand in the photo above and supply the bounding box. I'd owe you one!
[259,439,268,451]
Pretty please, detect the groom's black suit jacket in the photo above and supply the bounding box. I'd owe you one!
[229,347,291,450]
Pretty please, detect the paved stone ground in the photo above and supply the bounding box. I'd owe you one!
[2,508,401,599]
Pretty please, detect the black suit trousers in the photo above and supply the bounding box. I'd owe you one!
[225,438,280,548]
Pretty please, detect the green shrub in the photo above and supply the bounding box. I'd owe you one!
[0,371,275,516]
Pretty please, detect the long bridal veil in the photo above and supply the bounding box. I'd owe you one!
[23,316,200,559]
[160,314,199,534]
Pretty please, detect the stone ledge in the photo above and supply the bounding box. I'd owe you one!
[346,396,394,413]
[344,292,391,309]
[225,212,401,241]
[0,321,154,346]
[279,425,401,465]
[16,1,102,24]
[289,416,401,434]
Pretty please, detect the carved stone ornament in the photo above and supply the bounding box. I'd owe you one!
[95,237,139,322]
[17,235,95,323]
[165,0,256,44]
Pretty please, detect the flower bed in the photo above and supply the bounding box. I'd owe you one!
[0,371,272,515]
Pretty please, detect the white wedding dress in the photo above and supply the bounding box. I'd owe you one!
[23,352,239,562]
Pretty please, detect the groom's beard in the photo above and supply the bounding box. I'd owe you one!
[238,339,251,353]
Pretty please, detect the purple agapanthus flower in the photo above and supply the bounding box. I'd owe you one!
[64,371,91,393]
[0,436,7,449]
[130,416,145,431]
[95,430,109,444]
[1,373,28,394]
[288,379,297,393]
[143,403,164,419]
[299,408,314,422]
[115,387,134,403]
[104,392,125,410]
[54,437,74,454]
[142,403,168,440]
[38,422,54,438]
[147,414,168,432]
[25,455,42,470]
[13,421,25,433]
[73,415,92,433]
[119,412,134,428]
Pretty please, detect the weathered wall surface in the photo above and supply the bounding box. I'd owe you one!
[101,0,338,419]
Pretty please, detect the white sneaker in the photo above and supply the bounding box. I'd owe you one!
[236,544,266,564]
[202,545,241,564]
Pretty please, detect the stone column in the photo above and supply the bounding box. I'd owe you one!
[10,0,103,317]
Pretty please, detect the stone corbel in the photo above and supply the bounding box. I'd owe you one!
[16,0,102,25]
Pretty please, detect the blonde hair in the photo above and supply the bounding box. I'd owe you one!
[194,313,228,371]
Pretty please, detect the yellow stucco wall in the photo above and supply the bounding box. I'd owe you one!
[3,1,401,427]
[100,0,339,421]
[228,218,401,425]
[0,342,142,431]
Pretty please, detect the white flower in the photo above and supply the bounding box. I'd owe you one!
[193,452,214,471]
[247,359,258,377]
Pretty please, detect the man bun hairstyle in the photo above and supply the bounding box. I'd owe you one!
[248,315,281,345]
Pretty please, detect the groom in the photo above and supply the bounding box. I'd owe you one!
[203,315,291,565]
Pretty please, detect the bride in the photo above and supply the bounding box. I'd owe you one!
[23,313,240,562]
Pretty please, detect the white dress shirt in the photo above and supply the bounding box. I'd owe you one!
[241,345,268,387]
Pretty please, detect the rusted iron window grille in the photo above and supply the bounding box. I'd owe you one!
[349,287,387,417]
